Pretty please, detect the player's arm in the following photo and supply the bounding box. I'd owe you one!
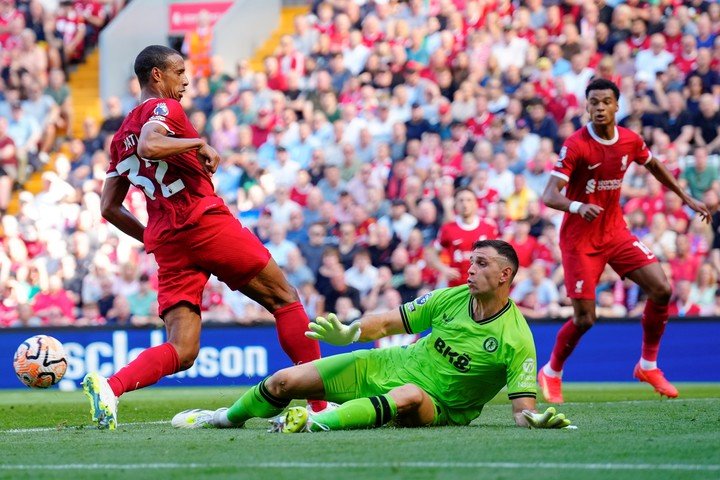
[424,244,461,281]
[542,175,603,222]
[100,175,145,243]
[305,309,406,346]
[137,122,219,174]
[512,397,572,429]
[512,396,537,427]
[644,158,711,223]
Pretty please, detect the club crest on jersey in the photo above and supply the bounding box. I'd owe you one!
[153,102,169,117]
[483,337,498,353]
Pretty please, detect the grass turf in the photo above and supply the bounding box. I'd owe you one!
[0,384,718,480]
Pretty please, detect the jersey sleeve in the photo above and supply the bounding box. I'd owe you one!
[634,135,653,166]
[504,319,538,400]
[433,224,450,251]
[398,288,448,334]
[144,99,186,136]
[550,140,579,183]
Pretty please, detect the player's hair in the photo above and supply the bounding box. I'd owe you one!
[585,78,620,101]
[472,239,519,281]
[134,45,179,87]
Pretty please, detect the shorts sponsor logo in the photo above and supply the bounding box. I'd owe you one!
[153,102,169,116]
[416,292,433,305]
[434,337,471,372]
[483,337,498,353]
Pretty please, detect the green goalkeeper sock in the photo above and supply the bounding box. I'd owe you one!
[310,395,397,432]
[226,378,290,425]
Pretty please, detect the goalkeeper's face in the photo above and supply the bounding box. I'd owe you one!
[467,247,513,295]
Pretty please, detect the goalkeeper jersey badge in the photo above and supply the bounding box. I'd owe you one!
[483,337,498,353]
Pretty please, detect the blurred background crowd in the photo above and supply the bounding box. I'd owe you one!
[1,0,720,329]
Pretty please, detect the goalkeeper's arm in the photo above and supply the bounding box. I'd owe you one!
[511,397,572,429]
[305,309,407,346]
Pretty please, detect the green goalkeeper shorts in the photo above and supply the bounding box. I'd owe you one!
[313,348,452,426]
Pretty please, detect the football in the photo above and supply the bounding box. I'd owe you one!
[13,335,68,388]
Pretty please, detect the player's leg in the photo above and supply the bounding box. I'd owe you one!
[197,215,322,368]
[622,262,677,397]
[272,351,413,433]
[83,239,208,430]
[539,250,602,403]
[199,215,325,410]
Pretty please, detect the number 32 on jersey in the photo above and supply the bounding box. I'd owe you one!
[116,155,185,200]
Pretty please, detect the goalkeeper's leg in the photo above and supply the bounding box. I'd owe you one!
[275,383,435,432]
[207,363,324,427]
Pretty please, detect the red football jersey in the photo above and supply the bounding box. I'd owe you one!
[552,124,652,251]
[434,217,499,286]
[107,98,224,251]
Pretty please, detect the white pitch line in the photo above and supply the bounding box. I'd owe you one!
[0,462,718,472]
[0,420,167,434]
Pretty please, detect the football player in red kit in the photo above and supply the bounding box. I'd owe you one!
[82,45,325,429]
[426,187,499,287]
[538,78,711,403]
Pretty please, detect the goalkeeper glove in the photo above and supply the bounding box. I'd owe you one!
[522,407,572,429]
[304,313,361,346]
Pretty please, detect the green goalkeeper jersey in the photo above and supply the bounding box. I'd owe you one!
[396,285,537,415]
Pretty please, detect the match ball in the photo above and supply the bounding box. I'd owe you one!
[13,335,68,388]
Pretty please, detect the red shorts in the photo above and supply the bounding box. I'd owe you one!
[562,229,657,300]
[152,211,271,316]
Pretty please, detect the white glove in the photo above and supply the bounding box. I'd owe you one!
[522,407,572,429]
[304,313,361,346]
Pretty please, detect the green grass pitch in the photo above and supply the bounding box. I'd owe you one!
[0,384,719,480]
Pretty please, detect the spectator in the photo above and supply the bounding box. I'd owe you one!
[668,280,702,317]
[264,224,296,269]
[681,147,719,199]
[324,263,362,314]
[690,263,717,314]
[32,275,76,325]
[693,95,720,153]
[284,248,314,289]
[595,290,628,318]
[127,273,158,319]
[510,261,560,320]
[635,34,674,86]
[181,9,213,78]
[344,249,378,297]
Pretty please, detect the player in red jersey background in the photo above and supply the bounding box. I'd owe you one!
[82,45,324,430]
[537,78,711,403]
[425,187,499,287]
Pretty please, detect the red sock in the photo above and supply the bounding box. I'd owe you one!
[107,342,179,397]
[641,299,668,362]
[549,319,586,372]
[273,301,321,365]
[273,301,325,411]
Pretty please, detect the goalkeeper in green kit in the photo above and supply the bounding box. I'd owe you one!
[172,240,572,432]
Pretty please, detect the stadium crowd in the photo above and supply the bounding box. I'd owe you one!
[1,0,720,328]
